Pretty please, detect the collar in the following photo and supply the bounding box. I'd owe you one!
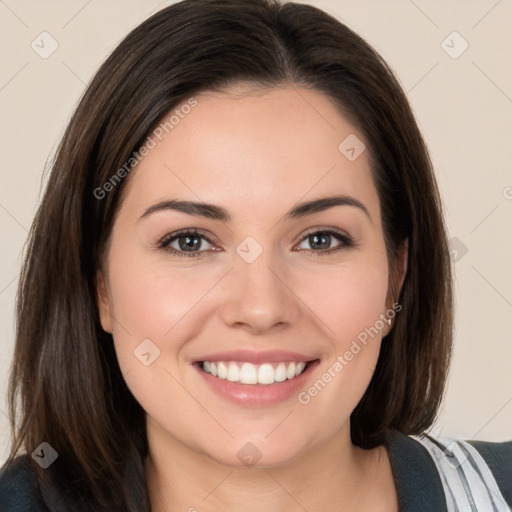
[386,429,448,511]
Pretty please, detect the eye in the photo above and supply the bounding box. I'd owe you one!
[158,227,354,259]
[159,229,217,258]
[295,228,353,255]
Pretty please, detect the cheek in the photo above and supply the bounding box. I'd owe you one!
[104,254,215,420]
[106,248,217,344]
[293,257,390,346]
[290,256,389,415]
[104,245,232,410]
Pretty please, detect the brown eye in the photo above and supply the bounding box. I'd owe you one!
[296,229,353,255]
[159,229,216,258]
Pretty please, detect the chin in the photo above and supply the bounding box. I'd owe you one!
[200,436,307,470]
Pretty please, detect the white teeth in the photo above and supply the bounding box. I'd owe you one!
[217,362,227,379]
[201,361,308,385]
[257,364,275,385]
[226,362,240,382]
[275,363,287,382]
[240,362,258,384]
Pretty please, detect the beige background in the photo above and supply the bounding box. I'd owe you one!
[1,0,511,463]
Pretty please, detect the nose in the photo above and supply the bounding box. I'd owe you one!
[219,252,301,334]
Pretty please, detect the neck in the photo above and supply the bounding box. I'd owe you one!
[144,420,398,512]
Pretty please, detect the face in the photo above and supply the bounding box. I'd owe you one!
[97,85,406,468]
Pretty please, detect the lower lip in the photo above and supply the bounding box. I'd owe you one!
[195,360,320,407]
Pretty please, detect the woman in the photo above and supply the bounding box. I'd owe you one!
[0,0,510,510]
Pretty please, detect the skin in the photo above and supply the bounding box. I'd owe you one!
[97,84,407,511]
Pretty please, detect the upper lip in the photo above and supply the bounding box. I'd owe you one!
[193,350,317,364]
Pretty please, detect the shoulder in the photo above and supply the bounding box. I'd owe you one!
[467,437,512,504]
[387,429,447,511]
[387,430,512,512]
[0,455,50,511]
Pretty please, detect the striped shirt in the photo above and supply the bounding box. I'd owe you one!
[388,430,512,511]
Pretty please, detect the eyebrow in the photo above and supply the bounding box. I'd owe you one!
[139,195,372,223]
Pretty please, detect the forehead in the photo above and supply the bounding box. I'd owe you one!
[119,86,380,223]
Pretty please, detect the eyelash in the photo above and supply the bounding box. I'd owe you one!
[158,227,354,259]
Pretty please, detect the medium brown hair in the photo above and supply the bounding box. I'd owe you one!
[5,0,453,509]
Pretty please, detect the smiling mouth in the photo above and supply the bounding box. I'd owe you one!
[199,360,312,385]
